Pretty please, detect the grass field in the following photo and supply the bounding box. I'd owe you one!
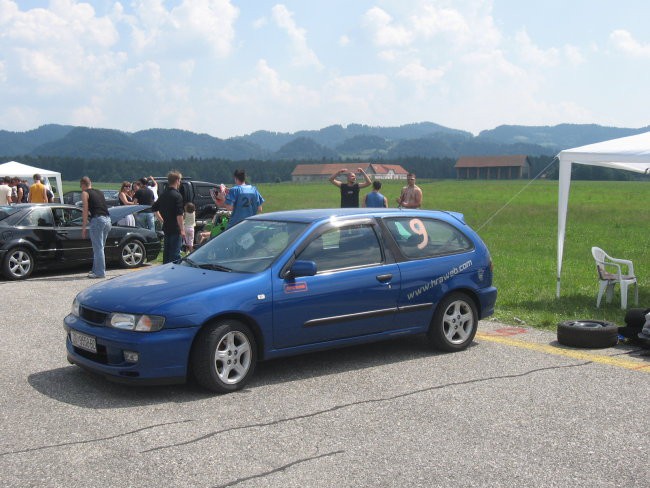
[62,178,649,329]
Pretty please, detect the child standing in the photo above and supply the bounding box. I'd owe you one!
[183,202,196,253]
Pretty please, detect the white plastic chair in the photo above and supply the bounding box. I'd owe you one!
[591,246,638,309]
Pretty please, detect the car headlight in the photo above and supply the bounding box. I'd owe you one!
[109,313,165,332]
[71,297,80,317]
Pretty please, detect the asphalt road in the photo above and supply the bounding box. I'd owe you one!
[1,266,649,488]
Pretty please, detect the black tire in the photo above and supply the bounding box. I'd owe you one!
[2,247,34,280]
[624,308,650,328]
[557,320,618,348]
[191,320,257,393]
[119,240,145,268]
[427,292,478,352]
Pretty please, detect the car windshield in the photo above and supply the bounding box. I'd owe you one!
[186,219,307,273]
[0,206,21,221]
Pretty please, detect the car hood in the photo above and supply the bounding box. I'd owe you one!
[77,263,257,313]
[108,204,151,225]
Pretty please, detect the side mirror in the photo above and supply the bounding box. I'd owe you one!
[286,260,317,278]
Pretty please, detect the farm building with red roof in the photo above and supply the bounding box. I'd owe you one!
[292,163,409,182]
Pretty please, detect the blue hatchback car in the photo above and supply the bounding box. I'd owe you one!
[64,208,497,393]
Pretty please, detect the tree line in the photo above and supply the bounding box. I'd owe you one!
[2,155,645,183]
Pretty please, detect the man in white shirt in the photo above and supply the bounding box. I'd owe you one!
[0,177,13,205]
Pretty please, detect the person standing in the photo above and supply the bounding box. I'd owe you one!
[28,174,48,203]
[117,181,136,227]
[183,202,196,253]
[148,176,159,202]
[329,167,372,208]
[363,180,388,208]
[152,171,185,264]
[215,169,264,228]
[396,173,423,209]
[0,177,12,205]
[80,176,112,279]
[133,177,156,231]
[12,177,28,203]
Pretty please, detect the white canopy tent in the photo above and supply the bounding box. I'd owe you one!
[0,160,64,203]
[556,131,650,297]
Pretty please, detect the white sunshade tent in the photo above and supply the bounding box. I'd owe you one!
[556,131,650,297]
[0,160,64,203]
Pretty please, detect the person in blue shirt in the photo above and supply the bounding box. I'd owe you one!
[363,180,388,208]
[220,169,264,228]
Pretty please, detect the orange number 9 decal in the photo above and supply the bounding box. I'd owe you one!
[409,218,428,249]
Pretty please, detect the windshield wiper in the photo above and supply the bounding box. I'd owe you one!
[198,263,233,272]
[181,257,199,267]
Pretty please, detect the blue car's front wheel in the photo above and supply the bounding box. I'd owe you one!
[191,320,257,393]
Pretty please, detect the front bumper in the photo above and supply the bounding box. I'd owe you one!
[144,241,162,262]
[64,314,197,384]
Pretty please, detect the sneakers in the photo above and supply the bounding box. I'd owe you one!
[87,272,104,279]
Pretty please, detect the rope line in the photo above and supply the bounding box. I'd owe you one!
[475,156,559,232]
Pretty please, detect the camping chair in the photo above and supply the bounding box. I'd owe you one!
[591,246,638,309]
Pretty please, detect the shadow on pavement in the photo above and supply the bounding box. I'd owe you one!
[28,335,462,408]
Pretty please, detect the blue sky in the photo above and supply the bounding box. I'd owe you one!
[1,0,648,138]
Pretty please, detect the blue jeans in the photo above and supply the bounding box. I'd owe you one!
[139,212,156,231]
[163,233,182,264]
[89,216,112,277]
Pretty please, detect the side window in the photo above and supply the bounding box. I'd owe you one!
[298,224,382,273]
[195,184,214,199]
[20,207,54,227]
[54,208,85,226]
[384,217,473,259]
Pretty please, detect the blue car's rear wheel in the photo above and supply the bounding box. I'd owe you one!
[428,292,478,352]
[191,320,257,393]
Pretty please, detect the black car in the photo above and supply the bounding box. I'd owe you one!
[63,190,120,207]
[0,204,161,280]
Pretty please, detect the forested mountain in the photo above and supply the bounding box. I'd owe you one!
[478,123,650,150]
[0,122,647,163]
[274,137,339,160]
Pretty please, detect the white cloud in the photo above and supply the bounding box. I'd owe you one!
[515,30,560,67]
[339,35,350,47]
[129,0,239,58]
[610,29,650,58]
[563,45,585,65]
[252,16,267,29]
[411,4,471,42]
[362,7,413,47]
[271,4,322,68]
[397,60,445,84]
[514,30,585,67]
[0,0,121,89]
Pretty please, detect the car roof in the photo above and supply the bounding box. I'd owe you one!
[10,203,80,209]
[251,208,466,225]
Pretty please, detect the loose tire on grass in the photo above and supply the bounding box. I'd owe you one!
[191,320,257,393]
[624,308,650,328]
[557,320,618,348]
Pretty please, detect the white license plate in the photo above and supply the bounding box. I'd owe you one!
[70,330,97,354]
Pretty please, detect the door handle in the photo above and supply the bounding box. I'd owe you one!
[376,273,392,283]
